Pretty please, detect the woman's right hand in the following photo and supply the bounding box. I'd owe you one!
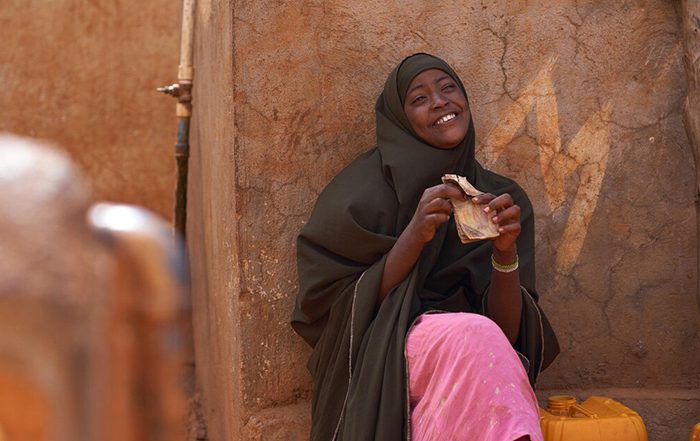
[404,183,465,244]
[379,183,465,302]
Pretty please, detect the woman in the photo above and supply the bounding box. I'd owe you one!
[292,53,559,441]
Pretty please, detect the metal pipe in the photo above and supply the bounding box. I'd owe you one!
[175,117,190,237]
[159,0,196,239]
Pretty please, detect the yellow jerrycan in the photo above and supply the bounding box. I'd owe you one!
[540,395,648,441]
[690,422,700,441]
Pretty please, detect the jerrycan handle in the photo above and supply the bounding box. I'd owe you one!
[570,403,598,419]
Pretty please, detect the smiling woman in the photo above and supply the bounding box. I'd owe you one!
[292,53,559,441]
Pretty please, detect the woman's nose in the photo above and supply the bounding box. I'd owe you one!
[431,93,448,108]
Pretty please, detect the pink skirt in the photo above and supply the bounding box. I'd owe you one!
[406,312,544,441]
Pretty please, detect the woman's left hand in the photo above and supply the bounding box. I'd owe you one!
[471,193,521,254]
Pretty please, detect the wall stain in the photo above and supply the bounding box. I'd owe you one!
[480,56,612,273]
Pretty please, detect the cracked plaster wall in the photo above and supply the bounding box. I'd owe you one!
[0,0,178,220]
[189,1,700,440]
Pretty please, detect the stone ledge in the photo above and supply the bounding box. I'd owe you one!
[243,393,699,441]
[242,402,310,441]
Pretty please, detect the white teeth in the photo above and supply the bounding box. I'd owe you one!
[436,113,456,125]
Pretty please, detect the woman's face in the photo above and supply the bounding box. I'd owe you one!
[403,68,470,149]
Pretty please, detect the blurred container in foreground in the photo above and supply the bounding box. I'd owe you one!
[691,422,700,441]
[540,395,648,441]
[0,134,189,441]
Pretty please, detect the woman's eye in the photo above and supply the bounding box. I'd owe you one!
[412,95,426,104]
[443,84,456,92]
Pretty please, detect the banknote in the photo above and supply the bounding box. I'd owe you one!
[441,174,500,243]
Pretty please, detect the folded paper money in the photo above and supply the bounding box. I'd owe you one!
[441,174,500,243]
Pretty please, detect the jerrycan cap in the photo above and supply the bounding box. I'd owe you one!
[546,395,599,419]
[547,395,577,416]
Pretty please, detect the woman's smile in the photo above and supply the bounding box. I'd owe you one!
[434,112,457,126]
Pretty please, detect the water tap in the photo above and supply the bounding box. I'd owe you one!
[157,83,180,97]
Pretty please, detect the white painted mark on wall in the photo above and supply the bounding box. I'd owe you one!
[479,56,612,273]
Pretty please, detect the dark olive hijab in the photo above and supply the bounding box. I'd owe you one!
[292,53,558,441]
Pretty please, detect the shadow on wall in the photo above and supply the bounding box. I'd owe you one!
[0,134,191,441]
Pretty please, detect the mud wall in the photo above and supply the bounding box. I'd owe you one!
[0,0,178,219]
[189,1,699,440]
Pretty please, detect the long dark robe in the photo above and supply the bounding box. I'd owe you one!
[292,53,559,441]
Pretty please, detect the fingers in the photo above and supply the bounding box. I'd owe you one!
[495,221,521,235]
[490,204,520,224]
[406,210,450,244]
[428,213,451,226]
[408,185,457,244]
[424,197,453,215]
[477,193,521,238]
[423,183,466,202]
[471,193,496,205]
[482,193,514,213]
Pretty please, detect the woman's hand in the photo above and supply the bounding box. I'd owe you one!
[405,183,465,245]
[471,193,521,255]
[378,183,464,303]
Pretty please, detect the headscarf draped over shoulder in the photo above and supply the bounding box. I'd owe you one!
[292,53,558,441]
